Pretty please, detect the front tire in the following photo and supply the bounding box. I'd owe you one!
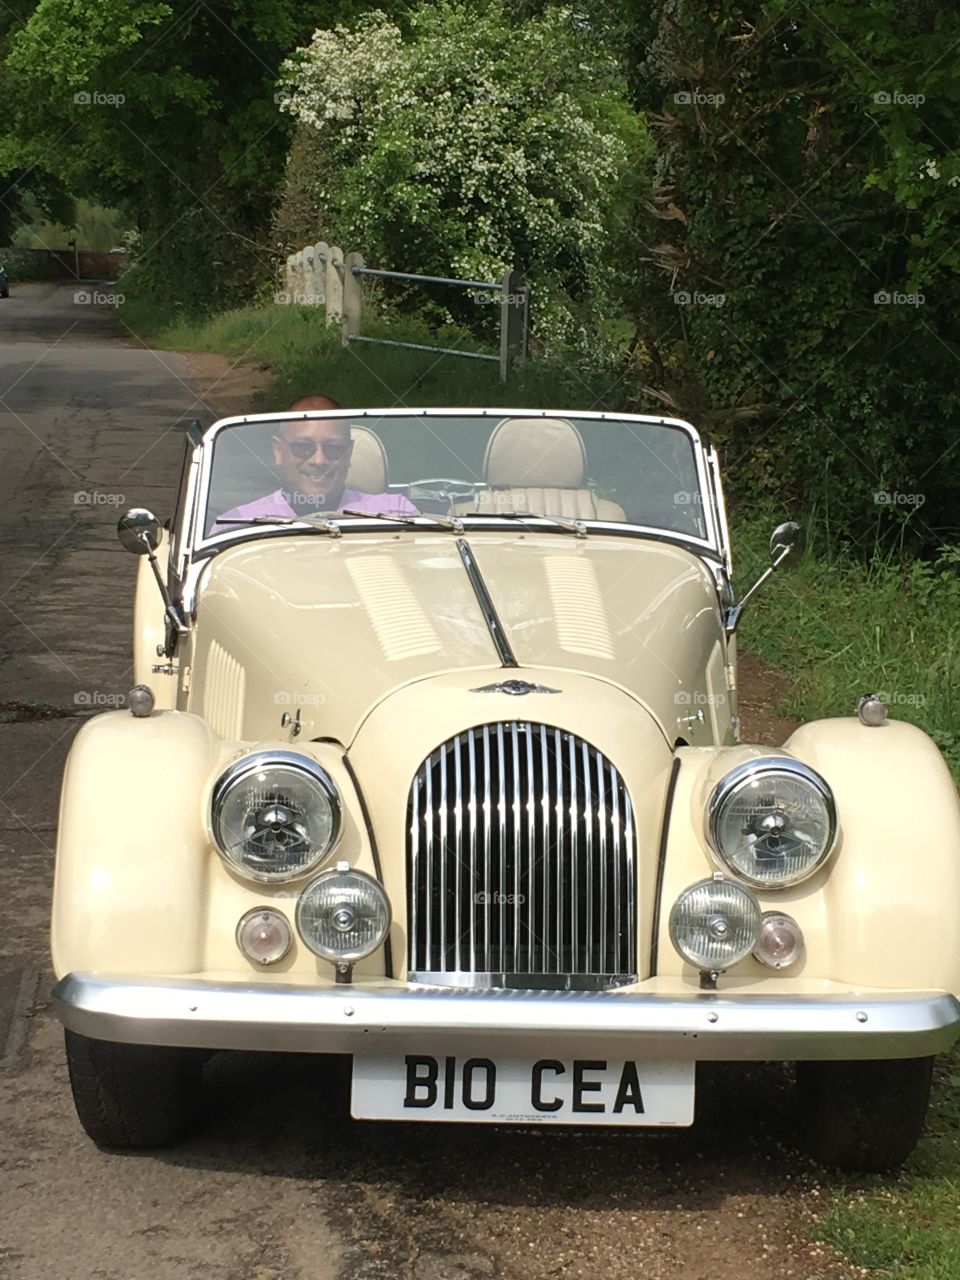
[65,1029,203,1149]
[796,1055,934,1172]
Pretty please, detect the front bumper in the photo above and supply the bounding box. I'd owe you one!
[52,973,960,1061]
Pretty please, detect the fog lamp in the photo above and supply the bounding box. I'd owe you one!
[669,874,762,971]
[753,911,804,970]
[296,864,390,964]
[236,907,292,966]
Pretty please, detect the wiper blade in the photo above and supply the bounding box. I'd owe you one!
[216,515,343,536]
[459,511,588,537]
[341,509,465,532]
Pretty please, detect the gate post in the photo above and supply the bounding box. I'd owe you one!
[499,267,530,382]
[342,251,365,346]
[325,246,344,325]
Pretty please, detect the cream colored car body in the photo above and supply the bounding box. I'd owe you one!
[52,409,960,1087]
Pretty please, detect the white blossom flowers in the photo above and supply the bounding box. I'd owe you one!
[277,4,646,350]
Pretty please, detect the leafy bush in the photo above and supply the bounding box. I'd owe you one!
[627,0,960,551]
[278,2,649,351]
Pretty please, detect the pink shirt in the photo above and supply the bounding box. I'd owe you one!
[212,487,417,535]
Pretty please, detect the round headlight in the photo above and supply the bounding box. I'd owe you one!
[296,865,391,964]
[706,757,837,887]
[669,875,762,971]
[211,751,341,882]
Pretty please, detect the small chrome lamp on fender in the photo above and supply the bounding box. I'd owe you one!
[669,872,763,989]
[296,862,391,983]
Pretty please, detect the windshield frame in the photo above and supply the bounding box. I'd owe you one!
[187,407,725,561]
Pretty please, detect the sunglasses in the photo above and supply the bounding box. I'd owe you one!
[282,437,353,462]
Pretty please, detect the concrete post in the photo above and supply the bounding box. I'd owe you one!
[499,267,530,382]
[325,245,344,325]
[312,242,328,306]
[283,253,298,304]
[342,251,365,346]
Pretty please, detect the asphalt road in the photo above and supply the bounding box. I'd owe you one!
[0,282,850,1280]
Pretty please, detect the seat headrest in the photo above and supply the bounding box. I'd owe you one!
[345,426,388,494]
[484,417,587,487]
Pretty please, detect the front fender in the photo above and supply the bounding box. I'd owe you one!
[52,709,221,978]
[657,718,960,993]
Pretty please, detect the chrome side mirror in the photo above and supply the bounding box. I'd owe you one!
[117,508,161,556]
[726,521,806,635]
[116,508,187,646]
[769,521,805,567]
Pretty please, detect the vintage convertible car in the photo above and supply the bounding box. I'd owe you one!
[51,408,960,1169]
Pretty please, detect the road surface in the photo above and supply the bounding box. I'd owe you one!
[0,282,848,1280]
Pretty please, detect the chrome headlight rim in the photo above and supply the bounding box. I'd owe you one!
[668,873,763,971]
[210,749,342,884]
[295,866,392,963]
[705,755,838,889]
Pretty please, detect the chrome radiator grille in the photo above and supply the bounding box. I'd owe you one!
[407,722,636,988]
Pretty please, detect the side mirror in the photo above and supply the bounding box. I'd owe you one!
[117,508,161,556]
[769,521,805,567]
[726,520,806,635]
[117,507,187,649]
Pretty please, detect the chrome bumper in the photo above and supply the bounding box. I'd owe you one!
[52,973,960,1061]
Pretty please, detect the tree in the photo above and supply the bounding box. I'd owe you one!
[628,0,960,547]
[0,0,409,308]
[278,2,649,349]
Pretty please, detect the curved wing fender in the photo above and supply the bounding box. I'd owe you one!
[656,719,960,994]
[52,709,222,978]
[784,717,960,993]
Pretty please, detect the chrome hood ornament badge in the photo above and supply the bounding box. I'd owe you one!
[470,679,561,696]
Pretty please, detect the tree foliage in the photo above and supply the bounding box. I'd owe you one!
[628,0,960,546]
[0,0,408,306]
[278,2,649,349]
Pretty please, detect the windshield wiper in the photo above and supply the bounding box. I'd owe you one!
[216,515,343,536]
[341,509,465,532]
[459,511,588,538]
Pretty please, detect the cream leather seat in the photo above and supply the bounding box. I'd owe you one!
[463,417,625,521]
[345,426,389,493]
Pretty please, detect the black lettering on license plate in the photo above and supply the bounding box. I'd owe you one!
[402,1055,645,1115]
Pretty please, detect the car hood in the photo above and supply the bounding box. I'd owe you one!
[190,531,730,747]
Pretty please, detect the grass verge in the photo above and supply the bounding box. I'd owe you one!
[117,298,627,411]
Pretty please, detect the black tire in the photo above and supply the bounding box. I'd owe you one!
[65,1029,203,1149]
[796,1055,934,1173]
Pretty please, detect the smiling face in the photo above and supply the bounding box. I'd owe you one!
[272,419,354,505]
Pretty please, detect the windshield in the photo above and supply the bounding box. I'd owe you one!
[199,411,710,543]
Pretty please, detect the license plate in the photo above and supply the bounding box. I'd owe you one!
[351,1054,695,1126]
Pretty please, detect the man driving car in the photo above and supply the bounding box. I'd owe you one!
[213,395,417,530]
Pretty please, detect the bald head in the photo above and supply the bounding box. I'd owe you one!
[288,394,342,412]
